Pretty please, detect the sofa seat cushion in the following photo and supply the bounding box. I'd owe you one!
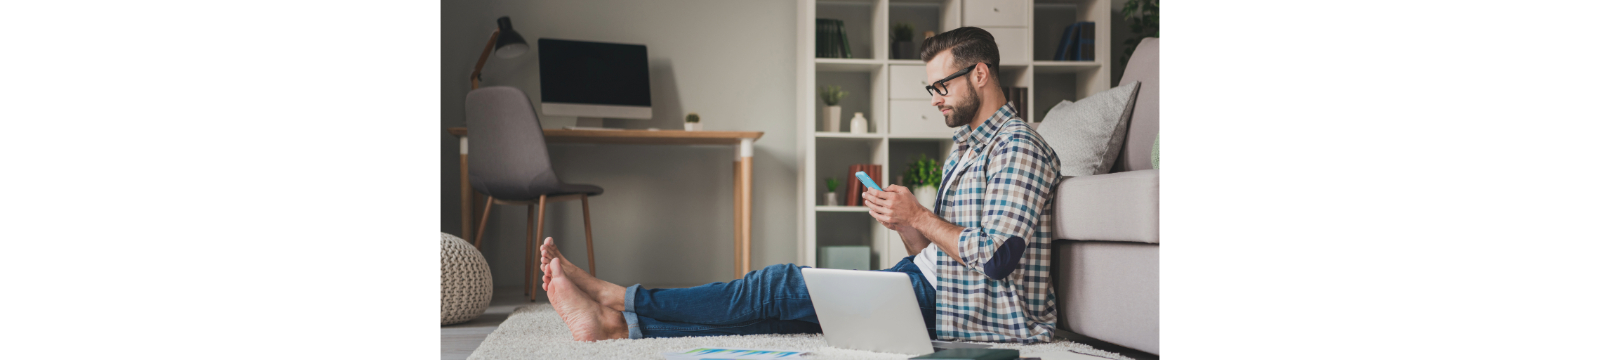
[1054,169,1159,243]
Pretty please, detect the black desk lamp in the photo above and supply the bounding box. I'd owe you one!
[470,16,529,89]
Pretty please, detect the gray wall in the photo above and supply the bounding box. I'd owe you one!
[442,0,798,292]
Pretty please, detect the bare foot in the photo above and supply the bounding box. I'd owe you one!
[547,258,629,342]
[539,237,626,311]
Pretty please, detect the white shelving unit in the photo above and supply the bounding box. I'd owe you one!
[795,0,1111,269]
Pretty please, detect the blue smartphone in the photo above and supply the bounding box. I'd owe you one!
[855,171,883,192]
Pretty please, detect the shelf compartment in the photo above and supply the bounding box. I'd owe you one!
[887,0,956,60]
[815,69,882,133]
[887,139,951,186]
[815,211,881,269]
[817,0,881,60]
[814,137,883,206]
[1033,71,1078,108]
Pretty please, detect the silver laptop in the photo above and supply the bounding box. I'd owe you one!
[801,267,992,355]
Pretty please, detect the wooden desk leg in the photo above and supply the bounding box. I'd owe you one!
[739,155,752,277]
[732,159,743,279]
[459,135,476,246]
[735,139,754,278]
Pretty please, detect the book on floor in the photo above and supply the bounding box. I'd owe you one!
[910,348,1021,360]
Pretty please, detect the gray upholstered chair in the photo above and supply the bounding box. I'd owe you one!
[1051,38,1160,356]
[465,86,603,302]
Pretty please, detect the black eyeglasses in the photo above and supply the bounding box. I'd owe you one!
[925,63,993,96]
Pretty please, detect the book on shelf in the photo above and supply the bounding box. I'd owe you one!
[845,164,860,206]
[819,19,832,57]
[843,164,880,206]
[1073,21,1095,61]
[815,19,852,59]
[837,20,852,59]
[1055,22,1080,61]
[1054,21,1096,61]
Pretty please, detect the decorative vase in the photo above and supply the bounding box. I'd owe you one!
[914,185,938,209]
[849,112,869,134]
[824,105,842,132]
[824,192,838,206]
[685,122,701,131]
[892,41,915,60]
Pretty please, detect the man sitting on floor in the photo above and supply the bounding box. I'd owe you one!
[541,26,1062,343]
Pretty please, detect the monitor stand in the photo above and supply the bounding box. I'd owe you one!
[574,117,605,128]
[565,117,620,131]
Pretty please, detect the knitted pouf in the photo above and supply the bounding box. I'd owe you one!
[441,232,493,325]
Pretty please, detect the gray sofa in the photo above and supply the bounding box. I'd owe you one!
[1051,37,1159,355]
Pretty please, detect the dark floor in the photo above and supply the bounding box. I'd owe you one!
[440,287,532,360]
[1054,330,1159,360]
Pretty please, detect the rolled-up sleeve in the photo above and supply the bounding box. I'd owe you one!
[954,134,1057,280]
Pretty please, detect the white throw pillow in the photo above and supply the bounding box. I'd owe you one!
[1034,81,1141,176]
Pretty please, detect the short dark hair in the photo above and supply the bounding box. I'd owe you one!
[920,27,999,72]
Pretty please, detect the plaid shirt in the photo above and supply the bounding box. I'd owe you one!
[932,103,1061,343]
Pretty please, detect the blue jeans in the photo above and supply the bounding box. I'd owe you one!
[622,255,936,339]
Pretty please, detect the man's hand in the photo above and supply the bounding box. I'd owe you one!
[863,184,926,232]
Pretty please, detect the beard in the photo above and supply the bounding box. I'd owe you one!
[942,81,980,128]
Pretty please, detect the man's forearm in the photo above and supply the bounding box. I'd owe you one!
[911,206,968,267]
[896,226,932,255]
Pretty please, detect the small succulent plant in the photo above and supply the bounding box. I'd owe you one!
[825,177,839,192]
[819,85,848,106]
[685,112,700,123]
[892,22,915,42]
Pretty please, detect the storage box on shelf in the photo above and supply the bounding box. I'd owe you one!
[798,0,1110,269]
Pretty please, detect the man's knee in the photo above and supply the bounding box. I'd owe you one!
[746,263,805,283]
[762,263,801,272]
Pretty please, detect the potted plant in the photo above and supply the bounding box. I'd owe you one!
[824,177,839,206]
[684,112,701,131]
[1119,0,1159,73]
[891,22,916,60]
[818,85,847,132]
[901,154,942,208]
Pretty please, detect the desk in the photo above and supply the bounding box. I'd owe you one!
[448,127,765,278]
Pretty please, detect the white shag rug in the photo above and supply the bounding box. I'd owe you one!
[466,303,1133,360]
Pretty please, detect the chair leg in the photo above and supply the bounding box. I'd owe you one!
[472,196,495,249]
[582,194,595,277]
[528,195,548,302]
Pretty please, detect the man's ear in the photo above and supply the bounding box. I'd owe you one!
[973,63,991,88]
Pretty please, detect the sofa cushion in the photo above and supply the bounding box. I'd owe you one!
[1111,38,1159,173]
[1054,169,1159,243]
[1035,82,1141,176]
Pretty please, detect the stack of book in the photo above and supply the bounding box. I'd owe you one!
[844,164,881,206]
[816,19,853,59]
[1053,21,1096,61]
[1001,86,1029,122]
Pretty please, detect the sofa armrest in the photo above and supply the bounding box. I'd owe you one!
[1054,169,1159,244]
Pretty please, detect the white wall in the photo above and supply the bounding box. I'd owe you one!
[442,0,798,292]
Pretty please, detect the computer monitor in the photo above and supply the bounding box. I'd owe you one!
[537,38,652,128]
